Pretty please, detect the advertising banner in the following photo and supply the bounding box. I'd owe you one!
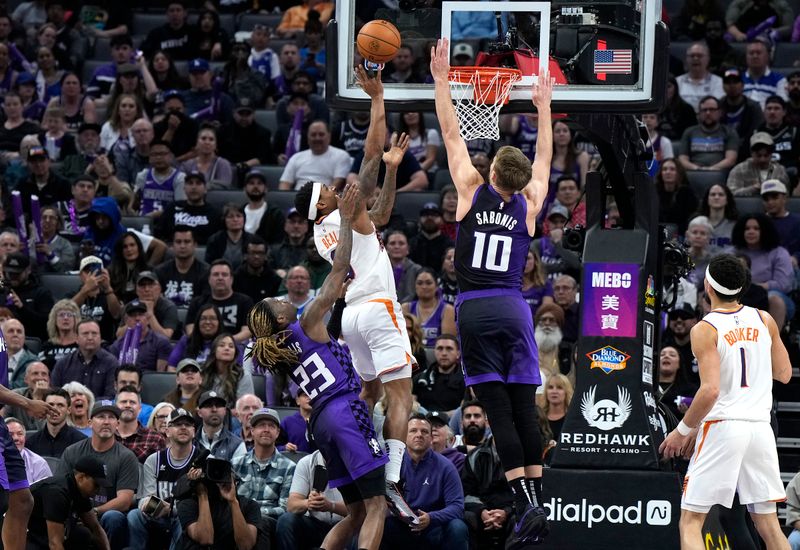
[581,262,639,338]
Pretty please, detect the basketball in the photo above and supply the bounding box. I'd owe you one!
[356,20,401,64]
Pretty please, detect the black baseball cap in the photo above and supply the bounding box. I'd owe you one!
[74,455,112,487]
[169,408,195,425]
[668,302,696,320]
[4,253,30,273]
[124,300,148,315]
[426,411,450,427]
[91,400,121,419]
[198,390,227,408]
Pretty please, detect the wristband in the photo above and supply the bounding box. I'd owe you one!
[677,420,693,436]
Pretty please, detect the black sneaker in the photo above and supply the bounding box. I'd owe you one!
[505,504,549,549]
[385,481,419,525]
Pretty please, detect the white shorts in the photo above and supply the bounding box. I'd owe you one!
[341,299,414,383]
[682,420,785,513]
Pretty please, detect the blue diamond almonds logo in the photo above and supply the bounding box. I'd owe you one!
[586,346,631,374]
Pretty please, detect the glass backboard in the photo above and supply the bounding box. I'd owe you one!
[327,0,669,113]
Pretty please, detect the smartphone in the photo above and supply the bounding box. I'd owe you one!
[312,465,328,493]
[142,496,164,516]
[90,263,102,275]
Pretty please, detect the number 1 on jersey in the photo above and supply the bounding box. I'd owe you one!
[740,348,749,388]
[472,231,512,272]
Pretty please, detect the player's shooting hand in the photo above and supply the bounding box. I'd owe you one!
[429,38,450,82]
[338,182,361,221]
[355,65,384,97]
[532,71,553,110]
[382,132,409,168]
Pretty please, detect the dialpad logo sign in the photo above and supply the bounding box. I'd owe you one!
[545,498,672,528]
[587,346,630,374]
[581,386,631,431]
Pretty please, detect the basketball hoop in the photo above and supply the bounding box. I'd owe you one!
[448,66,522,141]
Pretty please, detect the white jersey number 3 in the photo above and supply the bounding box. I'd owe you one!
[293,352,335,400]
[472,232,512,272]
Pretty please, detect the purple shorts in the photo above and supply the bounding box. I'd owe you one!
[456,290,541,386]
[310,394,388,489]
[0,420,28,491]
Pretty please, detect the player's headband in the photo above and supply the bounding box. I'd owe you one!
[705,266,742,296]
[307,181,322,221]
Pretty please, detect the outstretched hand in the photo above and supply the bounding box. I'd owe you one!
[532,71,553,110]
[430,38,451,82]
[382,132,410,168]
[338,182,361,221]
[355,65,384,97]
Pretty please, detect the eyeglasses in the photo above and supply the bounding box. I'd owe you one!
[699,107,718,113]
[156,414,171,421]
[199,316,218,322]
[57,311,76,319]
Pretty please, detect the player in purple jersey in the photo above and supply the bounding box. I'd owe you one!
[0,324,57,550]
[432,38,554,548]
[248,184,388,550]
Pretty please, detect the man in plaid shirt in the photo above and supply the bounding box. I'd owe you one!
[115,385,166,463]
[232,407,295,545]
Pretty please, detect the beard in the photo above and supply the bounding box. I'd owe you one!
[535,325,563,353]
[246,189,265,202]
[790,89,800,101]
[462,424,484,445]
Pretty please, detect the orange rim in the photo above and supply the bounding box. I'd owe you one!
[448,66,522,105]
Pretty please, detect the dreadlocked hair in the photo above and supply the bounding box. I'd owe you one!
[247,300,299,374]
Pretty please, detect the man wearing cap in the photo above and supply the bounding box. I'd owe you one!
[269,207,310,274]
[141,1,197,60]
[663,303,700,384]
[129,270,179,339]
[727,131,789,196]
[127,407,199,550]
[678,95,740,171]
[155,227,210,308]
[114,118,154,186]
[278,120,352,190]
[156,173,220,245]
[676,42,724,112]
[71,255,123,342]
[451,42,474,66]
[742,37,789,109]
[3,252,54,340]
[164,359,203,412]
[762,179,800,262]
[26,455,111,550]
[108,300,173,372]
[26,388,87,459]
[195,390,247,460]
[757,95,800,174]
[131,139,186,217]
[114,385,166,462]
[233,235,283,302]
[413,335,465,413]
[232,407,296,542]
[242,169,287,245]
[428,411,464,471]
[410,202,454,271]
[56,175,96,240]
[52,320,119,400]
[16,145,71,215]
[154,93,200,159]
[60,400,140,549]
[719,68,765,161]
[183,57,235,126]
[532,205,581,281]
[87,33,135,99]
[218,98,278,183]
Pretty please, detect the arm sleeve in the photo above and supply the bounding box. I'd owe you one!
[280,156,298,184]
[427,460,465,526]
[326,298,347,339]
[116,449,141,492]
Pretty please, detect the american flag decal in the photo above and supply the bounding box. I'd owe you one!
[593,49,632,74]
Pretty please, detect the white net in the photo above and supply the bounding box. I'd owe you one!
[449,68,522,141]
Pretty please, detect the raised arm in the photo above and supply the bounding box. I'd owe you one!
[355,65,386,198]
[431,38,482,205]
[522,72,554,225]
[368,132,410,228]
[301,183,360,341]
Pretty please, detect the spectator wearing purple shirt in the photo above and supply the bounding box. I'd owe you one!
[760,179,800,263]
[5,418,52,484]
[279,388,316,453]
[51,320,118,400]
[381,415,468,550]
[108,301,173,372]
[732,212,795,329]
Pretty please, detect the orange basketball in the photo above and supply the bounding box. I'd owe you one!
[357,20,401,64]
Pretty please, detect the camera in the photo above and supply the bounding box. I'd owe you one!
[562,225,586,253]
[661,239,694,280]
[204,457,232,483]
[142,496,165,516]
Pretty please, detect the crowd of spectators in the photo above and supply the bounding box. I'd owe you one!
[0,0,800,548]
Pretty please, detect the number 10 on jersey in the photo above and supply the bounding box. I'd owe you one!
[472,232,512,272]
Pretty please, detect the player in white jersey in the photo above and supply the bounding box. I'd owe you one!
[660,254,792,550]
[293,67,419,525]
